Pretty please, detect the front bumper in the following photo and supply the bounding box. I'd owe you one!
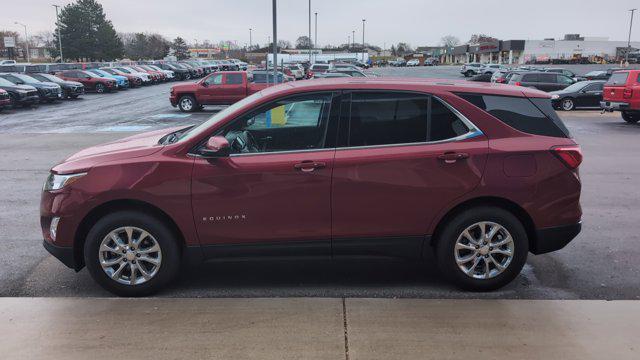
[600,101,630,112]
[42,239,77,270]
[531,222,582,255]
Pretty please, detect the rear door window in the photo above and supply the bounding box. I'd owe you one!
[522,74,539,82]
[607,72,629,86]
[538,73,557,83]
[455,93,570,138]
[225,73,243,85]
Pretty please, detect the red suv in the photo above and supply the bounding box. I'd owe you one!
[601,69,640,123]
[41,78,582,296]
[57,70,117,93]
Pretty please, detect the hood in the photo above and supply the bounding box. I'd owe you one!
[39,81,62,89]
[61,80,83,87]
[52,126,185,174]
[3,84,37,92]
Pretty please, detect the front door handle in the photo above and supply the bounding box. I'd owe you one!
[438,152,469,164]
[294,161,326,172]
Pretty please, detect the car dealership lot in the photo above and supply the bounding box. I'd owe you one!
[0,65,639,298]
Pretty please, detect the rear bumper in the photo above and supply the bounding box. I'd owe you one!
[600,101,631,111]
[42,239,77,270]
[531,222,582,255]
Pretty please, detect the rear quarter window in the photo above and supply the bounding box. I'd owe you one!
[606,72,629,86]
[455,93,570,138]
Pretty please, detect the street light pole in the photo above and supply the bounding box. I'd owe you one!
[626,8,637,64]
[315,12,318,51]
[249,28,252,51]
[362,19,366,62]
[352,30,355,52]
[15,22,29,62]
[52,4,63,63]
[272,0,278,84]
[308,0,312,63]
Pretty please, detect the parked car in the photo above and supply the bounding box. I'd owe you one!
[170,71,271,112]
[550,80,605,111]
[314,72,352,79]
[468,73,493,82]
[460,63,483,77]
[101,68,143,87]
[329,69,368,77]
[174,62,200,78]
[601,69,640,123]
[29,73,85,99]
[127,66,163,83]
[251,70,286,84]
[407,59,420,67]
[424,57,439,66]
[142,65,175,80]
[42,77,582,296]
[86,69,129,89]
[0,88,11,110]
[310,63,332,74]
[0,60,17,65]
[112,67,152,85]
[57,70,117,93]
[480,64,509,75]
[490,70,511,84]
[0,76,39,107]
[0,73,63,102]
[508,72,575,92]
[543,68,585,82]
[284,64,305,80]
[156,63,190,81]
[584,71,609,81]
[228,59,248,71]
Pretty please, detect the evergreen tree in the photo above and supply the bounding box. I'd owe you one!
[172,37,189,60]
[52,0,123,61]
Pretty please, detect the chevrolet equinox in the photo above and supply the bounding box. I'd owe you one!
[41,78,582,296]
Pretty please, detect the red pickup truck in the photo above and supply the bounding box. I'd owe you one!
[601,69,640,123]
[170,71,269,112]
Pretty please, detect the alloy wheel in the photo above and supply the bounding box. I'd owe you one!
[98,226,162,286]
[180,97,193,111]
[562,99,574,111]
[454,222,514,280]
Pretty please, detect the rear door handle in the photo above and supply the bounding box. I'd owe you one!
[294,161,326,172]
[438,152,469,164]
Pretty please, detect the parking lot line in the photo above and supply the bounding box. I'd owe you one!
[0,298,637,360]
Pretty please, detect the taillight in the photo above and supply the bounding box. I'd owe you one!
[514,82,522,86]
[623,89,633,99]
[551,145,583,170]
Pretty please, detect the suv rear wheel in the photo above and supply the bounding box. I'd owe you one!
[435,206,528,291]
[84,211,181,297]
[622,111,639,124]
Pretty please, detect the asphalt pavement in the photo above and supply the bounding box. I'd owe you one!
[0,66,639,299]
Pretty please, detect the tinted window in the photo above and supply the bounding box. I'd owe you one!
[349,92,428,146]
[522,74,539,82]
[456,93,569,138]
[204,74,223,85]
[222,93,333,154]
[607,72,629,85]
[430,99,470,141]
[226,73,243,85]
[557,75,574,85]
[538,73,557,83]
[583,83,603,91]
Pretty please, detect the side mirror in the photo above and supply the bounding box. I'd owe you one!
[200,136,230,158]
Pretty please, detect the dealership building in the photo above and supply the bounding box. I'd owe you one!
[445,35,640,64]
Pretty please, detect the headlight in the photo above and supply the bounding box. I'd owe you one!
[551,94,560,100]
[43,172,86,191]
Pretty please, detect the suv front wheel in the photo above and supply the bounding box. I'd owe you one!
[84,211,181,297]
[435,206,528,291]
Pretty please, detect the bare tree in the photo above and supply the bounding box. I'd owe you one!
[440,35,461,47]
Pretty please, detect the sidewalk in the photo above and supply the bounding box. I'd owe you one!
[0,298,638,359]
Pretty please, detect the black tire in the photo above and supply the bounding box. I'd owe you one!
[178,95,197,112]
[465,70,474,77]
[560,98,575,111]
[135,78,142,87]
[84,211,181,297]
[622,111,639,124]
[95,83,106,94]
[435,206,528,291]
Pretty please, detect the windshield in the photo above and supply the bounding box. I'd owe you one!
[178,91,264,143]
[0,77,16,86]
[561,82,589,92]
[38,74,64,83]
[116,68,131,74]
[13,74,40,84]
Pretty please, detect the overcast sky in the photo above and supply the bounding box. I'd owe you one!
[2,0,639,47]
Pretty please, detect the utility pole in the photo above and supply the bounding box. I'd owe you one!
[626,9,637,64]
[272,0,278,84]
[249,28,252,51]
[362,19,366,62]
[315,12,318,51]
[352,30,355,52]
[15,22,29,62]
[308,0,312,63]
[348,35,350,51]
[52,5,63,62]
